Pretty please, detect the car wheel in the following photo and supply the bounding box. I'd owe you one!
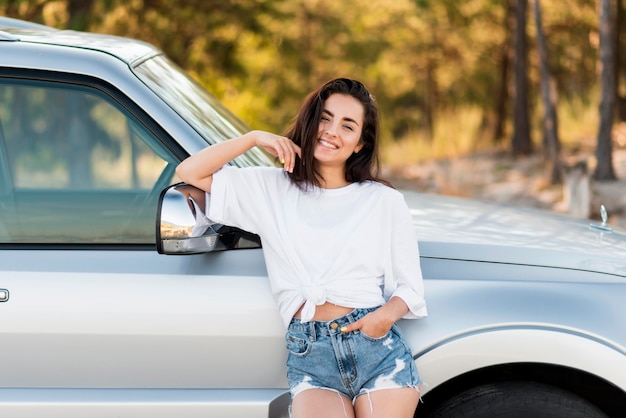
[426,381,608,418]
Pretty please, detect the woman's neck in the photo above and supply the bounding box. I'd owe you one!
[318,165,349,189]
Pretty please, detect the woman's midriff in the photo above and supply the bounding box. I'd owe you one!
[293,302,354,321]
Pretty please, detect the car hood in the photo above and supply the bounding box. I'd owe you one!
[402,190,626,278]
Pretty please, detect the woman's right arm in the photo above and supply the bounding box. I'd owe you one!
[176,130,300,193]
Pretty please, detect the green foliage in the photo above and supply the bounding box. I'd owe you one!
[1,0,609,164]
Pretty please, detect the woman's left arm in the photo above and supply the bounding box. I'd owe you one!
[341,193,427,337]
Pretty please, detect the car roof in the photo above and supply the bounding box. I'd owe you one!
[0,17,159,65]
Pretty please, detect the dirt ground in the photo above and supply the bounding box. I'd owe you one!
[383,142,626,230]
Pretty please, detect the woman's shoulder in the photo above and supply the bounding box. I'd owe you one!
[228,165,284,178]
[362,181,411,214]
[250,165,297,189]
[362,180,403,198]
[218,165,290,187]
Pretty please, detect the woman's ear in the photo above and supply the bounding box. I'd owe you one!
[354,142,364,154]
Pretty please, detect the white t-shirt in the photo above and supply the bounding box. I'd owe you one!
[209,165,427,327]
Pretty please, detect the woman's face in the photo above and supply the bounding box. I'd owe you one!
[314,93,364,168]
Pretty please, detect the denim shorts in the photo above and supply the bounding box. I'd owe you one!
[285,307,421,401]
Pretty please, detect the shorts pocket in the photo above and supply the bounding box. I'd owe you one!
[285,329,311,357]
[359,328,393,342]
[358,323,404,343]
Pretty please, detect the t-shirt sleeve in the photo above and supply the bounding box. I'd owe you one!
[383,194,428,319]
[207,165,280,235]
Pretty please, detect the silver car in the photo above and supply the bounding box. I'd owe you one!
[1,17,625,418]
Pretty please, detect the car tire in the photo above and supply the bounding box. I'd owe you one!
[426,381,608,418]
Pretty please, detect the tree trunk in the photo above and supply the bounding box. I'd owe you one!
[533,0,561,184]
[512,0,532,156]
[424,62,437,141]
[594,0,617,180]
[493,0,515,144]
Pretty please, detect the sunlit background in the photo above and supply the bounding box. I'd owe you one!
[2,0,625,217]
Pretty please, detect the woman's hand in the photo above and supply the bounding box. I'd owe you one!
[341,308,395,338]
[340,297,409,338]
[254,130,301,173]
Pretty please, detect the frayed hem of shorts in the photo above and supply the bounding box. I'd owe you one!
[354,384,421,401]
[291,385,349,400]
[354,385,423,414]
[290,387,352,418]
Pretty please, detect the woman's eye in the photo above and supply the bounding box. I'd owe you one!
[321,116,330,122]
[343,125,354,131]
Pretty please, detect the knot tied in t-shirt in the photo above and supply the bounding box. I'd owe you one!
[299,284,327,323]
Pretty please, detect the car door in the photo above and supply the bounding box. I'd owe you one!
[0,72,286,403]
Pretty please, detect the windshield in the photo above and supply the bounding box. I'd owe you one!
[133,55,274,168]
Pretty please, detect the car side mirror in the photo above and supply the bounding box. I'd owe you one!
[156,183,261,254]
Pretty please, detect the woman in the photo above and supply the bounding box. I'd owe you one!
[176,78,427,418]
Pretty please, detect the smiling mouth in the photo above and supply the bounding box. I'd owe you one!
[318,139,339,150]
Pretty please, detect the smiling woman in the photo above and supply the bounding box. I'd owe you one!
[175,78,427,418]
[313,94,365,185]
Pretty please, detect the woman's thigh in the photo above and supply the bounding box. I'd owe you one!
[354,387,420,418]
[291,389,355,418]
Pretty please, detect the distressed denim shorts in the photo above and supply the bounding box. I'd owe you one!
[285,307,421,401]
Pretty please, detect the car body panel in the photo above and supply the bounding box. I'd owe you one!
[416,327,626,392]
[1,249,285,389]
[0,388,289,418]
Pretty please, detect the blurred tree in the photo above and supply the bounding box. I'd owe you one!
[594,0,617,180]
[512,0,532,156]
[0,0,619,172]
[491,0,515,144]
[533,0,561,184]
[1,0,46,22]
[67,0,95,31]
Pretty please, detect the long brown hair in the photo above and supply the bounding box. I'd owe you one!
[283,78,390,189]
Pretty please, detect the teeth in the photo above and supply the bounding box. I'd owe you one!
[319,139,338,149]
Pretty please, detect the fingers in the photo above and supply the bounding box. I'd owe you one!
[341,315,392,338]
[255,131,301,173]
[340,319,362,333]
[273,136,300,173]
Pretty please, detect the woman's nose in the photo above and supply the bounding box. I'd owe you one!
[325,122,338,136]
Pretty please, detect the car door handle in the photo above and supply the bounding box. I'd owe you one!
[0,289,8,302]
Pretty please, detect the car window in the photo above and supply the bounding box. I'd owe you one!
[134,55,274,169]
[0,77,178,245]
